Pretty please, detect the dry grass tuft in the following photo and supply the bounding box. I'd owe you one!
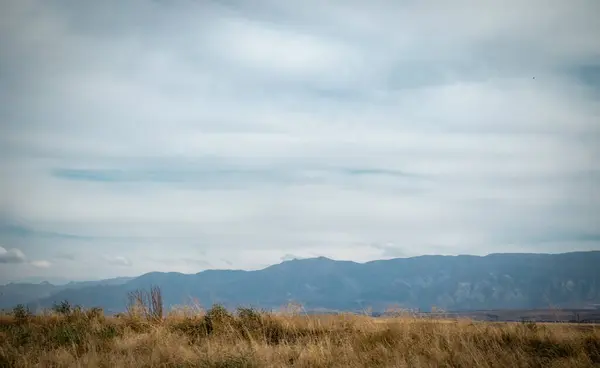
[1,303,599,367]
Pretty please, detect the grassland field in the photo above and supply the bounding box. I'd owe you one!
[1,299,599,368]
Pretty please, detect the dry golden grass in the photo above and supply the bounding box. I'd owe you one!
[1,305,599,368]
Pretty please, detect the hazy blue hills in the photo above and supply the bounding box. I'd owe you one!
[0,277,133,310]
[2,252,599,313]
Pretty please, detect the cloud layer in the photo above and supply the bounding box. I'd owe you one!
[0,247,26,264]
[0,0,599,283]
[0,246,51,269]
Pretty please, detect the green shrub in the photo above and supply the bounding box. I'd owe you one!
[52,300,72,315]
[12,304,32,322]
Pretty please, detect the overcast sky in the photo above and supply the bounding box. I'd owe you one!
[1,0,599,283]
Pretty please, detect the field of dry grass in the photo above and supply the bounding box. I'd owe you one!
[1,303,599,368]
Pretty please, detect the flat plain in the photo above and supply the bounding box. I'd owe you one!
[1,304,599,368]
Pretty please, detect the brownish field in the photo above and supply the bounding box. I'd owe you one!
[413,309,600,323]
[1,305,599,368]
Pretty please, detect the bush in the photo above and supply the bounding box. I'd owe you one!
[204,304,235,335]
[126,286,163,322]
[52,300,72,315]
[86,307,104,320]
[12,304,32,322]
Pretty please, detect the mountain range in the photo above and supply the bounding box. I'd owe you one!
[1,251,599,314]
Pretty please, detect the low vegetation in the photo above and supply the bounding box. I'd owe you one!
[1,289,599,367]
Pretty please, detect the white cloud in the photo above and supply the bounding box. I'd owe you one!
[208,17,361,82]
[0,246,27,264]
[30,260,52,268]
[0,0,599,282]
[104,256,133,267]
[0,246,51,270]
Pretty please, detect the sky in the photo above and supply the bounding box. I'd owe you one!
[0,0,599,284]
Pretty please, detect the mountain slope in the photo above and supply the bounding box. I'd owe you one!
[0,277,134,309]
[17,251,600,313]
[0,282,60,309]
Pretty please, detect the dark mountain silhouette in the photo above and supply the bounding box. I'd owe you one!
[3,252,599,313]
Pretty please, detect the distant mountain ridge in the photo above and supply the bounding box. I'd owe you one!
[0,277,134,309]
[2,252,599,313]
